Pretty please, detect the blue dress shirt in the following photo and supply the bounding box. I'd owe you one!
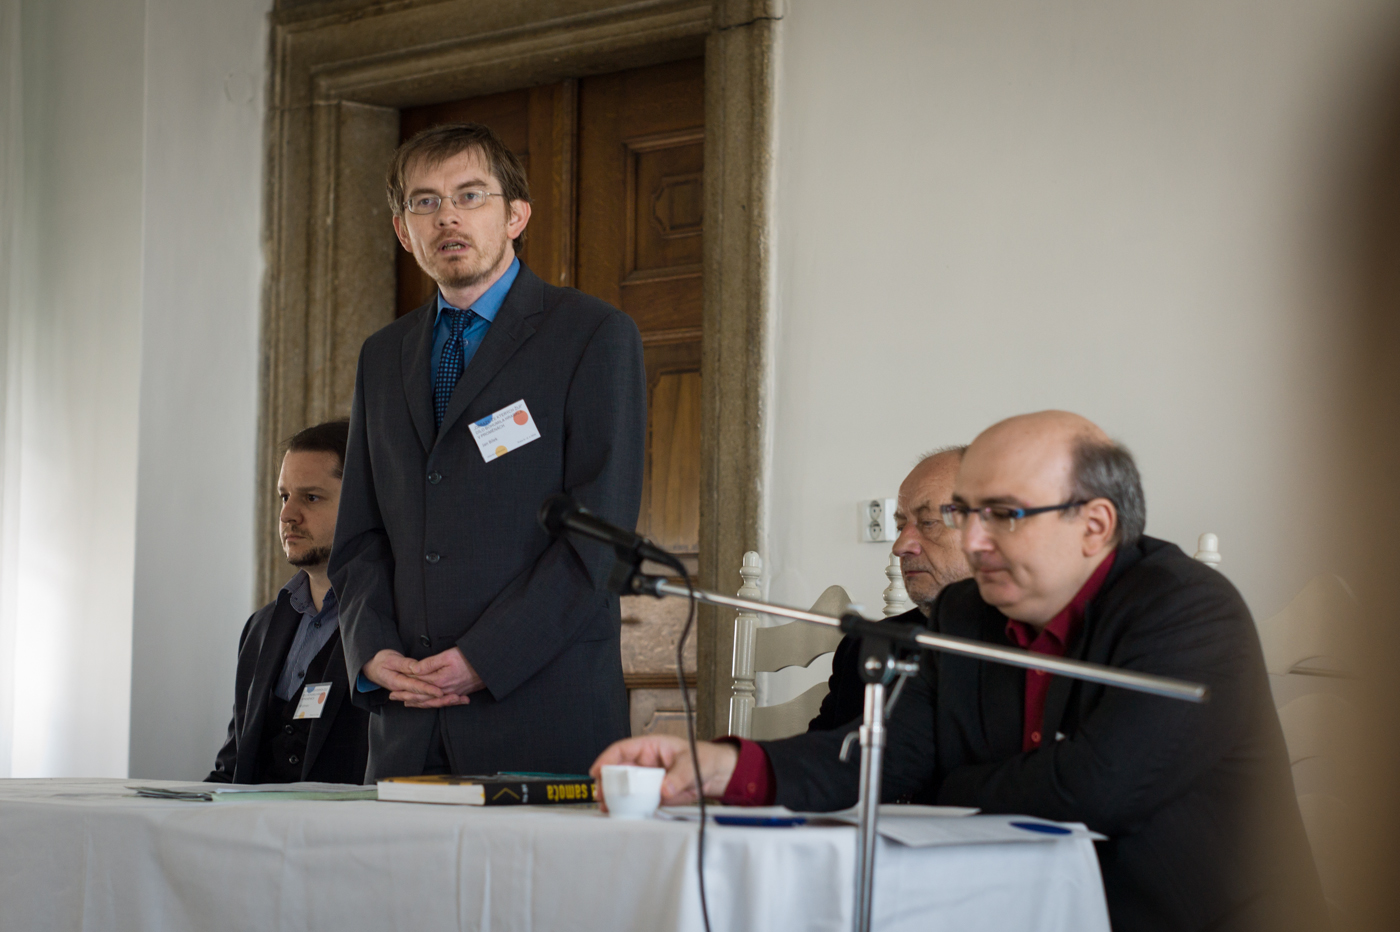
[430,257,520,386]
[275,571,340,701]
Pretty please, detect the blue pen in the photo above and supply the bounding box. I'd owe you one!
[714,815,807,827]
[1010,821,1072,835]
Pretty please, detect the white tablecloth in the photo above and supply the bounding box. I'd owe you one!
[0,779,1110,932]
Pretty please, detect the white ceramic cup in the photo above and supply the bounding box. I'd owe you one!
[600,764,666,819]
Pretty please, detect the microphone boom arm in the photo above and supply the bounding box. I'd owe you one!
[631,575,1207,704]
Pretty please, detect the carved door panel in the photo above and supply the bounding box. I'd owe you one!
[395,58,704,738]
[576,57,704,568]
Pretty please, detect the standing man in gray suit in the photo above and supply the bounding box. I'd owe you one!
[330,123,647,780]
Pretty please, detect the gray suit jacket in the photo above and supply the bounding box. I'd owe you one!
[330,262,646,780]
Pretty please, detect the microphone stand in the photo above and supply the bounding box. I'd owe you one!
[609,552,1207,932]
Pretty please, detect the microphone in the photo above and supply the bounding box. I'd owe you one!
[538,494,678,568]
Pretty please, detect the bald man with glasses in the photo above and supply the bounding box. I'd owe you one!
[592,411,1325,932]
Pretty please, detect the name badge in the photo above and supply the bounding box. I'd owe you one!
[293,682,333,719]
[468,399,541,463]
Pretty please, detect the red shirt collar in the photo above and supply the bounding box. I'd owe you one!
[1005,550,1117,649]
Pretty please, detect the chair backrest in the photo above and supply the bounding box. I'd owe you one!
[1256,574,1357,677]
[1257,574,1359,910]
[728,552,857,739]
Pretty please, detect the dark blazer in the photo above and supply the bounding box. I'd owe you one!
[763,537,1326,932]
[808,607,927,732]
[207,590,370,784]
[330,262,646,781]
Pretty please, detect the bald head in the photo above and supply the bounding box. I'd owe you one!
[954,411,1142,625]
[965,411,1108,490]
[893,448,971,611]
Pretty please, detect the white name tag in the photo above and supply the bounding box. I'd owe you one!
[293,682,333,720]
[468,399,541,463]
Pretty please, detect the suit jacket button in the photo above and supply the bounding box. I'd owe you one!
[428,471,442,484]
[289,755,299,765]
[419,634,431,647]
[284,724,294,735]
[425,552,440,564]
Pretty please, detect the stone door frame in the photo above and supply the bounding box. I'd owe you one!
[260,0,781,736]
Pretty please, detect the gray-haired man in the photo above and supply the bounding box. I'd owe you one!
[808,447,972,730]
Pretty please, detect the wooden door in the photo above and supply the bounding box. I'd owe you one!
[396,58,704,737]
[576,58,703,572]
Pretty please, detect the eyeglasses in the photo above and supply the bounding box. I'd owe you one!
[939,500,1087,534]
[403,191,504,215]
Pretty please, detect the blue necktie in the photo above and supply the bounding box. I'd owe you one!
[433,307,476,429]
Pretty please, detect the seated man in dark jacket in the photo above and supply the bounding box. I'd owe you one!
[809,445,971,731]
[207,420,369,784]
[593,410,1325,932]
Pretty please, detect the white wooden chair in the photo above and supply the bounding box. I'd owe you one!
[1190,532,1357,905]
[728,552,910,740]
[1255,575,1358,908]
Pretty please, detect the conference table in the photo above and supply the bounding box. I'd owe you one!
[0,779,1111,932]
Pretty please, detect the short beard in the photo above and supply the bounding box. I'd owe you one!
[436,236,510,291]
[287,545,332,568]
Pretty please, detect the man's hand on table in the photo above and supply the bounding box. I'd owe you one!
[590,735,739,810]
[362,648,480,708]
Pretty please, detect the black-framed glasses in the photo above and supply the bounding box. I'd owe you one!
[403,191,504,215]
[939,500,1088,534]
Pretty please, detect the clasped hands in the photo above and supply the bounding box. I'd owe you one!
[363,647,484,708]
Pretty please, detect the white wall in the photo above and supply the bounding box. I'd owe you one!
[0,0,265,779]
[127,0,267,779]
[5,0,1396,777]
[0,0,147,777]
[767,0,1400,620]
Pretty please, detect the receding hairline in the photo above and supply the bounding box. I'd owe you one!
[914,444,968,467]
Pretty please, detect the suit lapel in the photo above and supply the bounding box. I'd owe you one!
[400,300,438,453]
[434,267,542,445]
[974,606,1024,758]
[1042,617,1088,743]
[301,634,348,779]
[1041,546,1140,742]
[238,593,300,780]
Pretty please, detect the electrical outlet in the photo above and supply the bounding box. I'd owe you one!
[858,498,897,543]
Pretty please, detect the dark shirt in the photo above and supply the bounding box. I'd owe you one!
[255,627,341,783]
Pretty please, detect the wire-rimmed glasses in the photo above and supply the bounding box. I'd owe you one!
[403,191,505,215]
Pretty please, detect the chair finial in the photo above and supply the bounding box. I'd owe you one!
[1193,533,1221,569]
[883,553,911,616]
[739,551,763,599]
